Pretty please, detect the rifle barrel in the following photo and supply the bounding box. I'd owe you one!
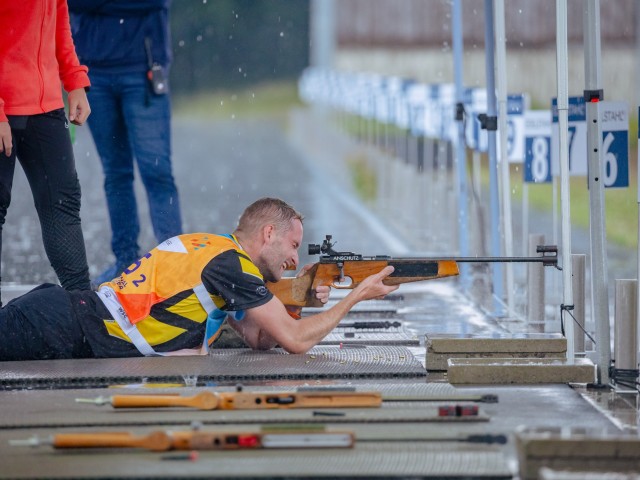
[368,256,557,265]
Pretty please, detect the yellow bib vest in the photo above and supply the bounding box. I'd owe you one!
[96,233,255,356]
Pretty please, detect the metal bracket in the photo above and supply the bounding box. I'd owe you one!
[455,102,465,121]
[477,113,497,131]
[583,88,604,102]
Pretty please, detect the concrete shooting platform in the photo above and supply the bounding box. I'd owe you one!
[426,333,567,371]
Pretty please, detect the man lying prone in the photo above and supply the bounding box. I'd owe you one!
[0,197,397,360]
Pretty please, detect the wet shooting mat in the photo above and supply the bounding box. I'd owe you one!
[0,382,491,430]
[1,433,512,479]
[212,321,420,348]
[0,346,426,390]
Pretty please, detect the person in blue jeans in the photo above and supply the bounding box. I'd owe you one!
[68,0,182,284]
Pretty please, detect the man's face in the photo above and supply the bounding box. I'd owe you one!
[258,219,303,283]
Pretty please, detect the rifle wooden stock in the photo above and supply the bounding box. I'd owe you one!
[267,259,459,307]
[52,431,173,451]
[110,391,219,410]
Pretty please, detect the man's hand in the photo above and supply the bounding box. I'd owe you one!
[283,264,332,319]
[354,265,399,301]
[297,263,331,305]
[314,285,331,304]
[67,88,91,125]
[0,122,12,157]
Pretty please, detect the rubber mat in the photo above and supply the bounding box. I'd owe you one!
[0,346,425,390]
[320,331,419,346]
[212,324,419,347]
[0,400,489,429]
[0,381,490,429]
[1,434,512,479]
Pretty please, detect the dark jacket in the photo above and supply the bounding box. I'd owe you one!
[68,0,172,75]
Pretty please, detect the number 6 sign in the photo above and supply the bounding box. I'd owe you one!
[599,101,628,188]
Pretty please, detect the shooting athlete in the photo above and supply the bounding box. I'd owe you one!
[0,198,398,361]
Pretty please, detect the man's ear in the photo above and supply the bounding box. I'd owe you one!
[262,224,275,244]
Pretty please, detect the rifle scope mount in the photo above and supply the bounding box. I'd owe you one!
[308,235,357,257]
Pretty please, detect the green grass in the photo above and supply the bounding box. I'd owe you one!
[346,153,378,202]
[510,161,638,249]
[173,81,302,120]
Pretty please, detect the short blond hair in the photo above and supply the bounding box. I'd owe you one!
[235,197,304,237]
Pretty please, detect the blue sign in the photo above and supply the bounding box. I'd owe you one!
[599,102,629,188]
[524,110,552,183]
[551,96,587,176]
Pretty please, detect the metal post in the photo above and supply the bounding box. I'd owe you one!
[310,0,335,69]
[614,280,638,373]
[637,107,640,370]
[483,0,504,315]
[452,0,470,285]
[493,0,515,315]
[556,0,575,362]
[522,184,529,257]
[572,254,586,353]
[584,0,610,384]
[527,234,545,331]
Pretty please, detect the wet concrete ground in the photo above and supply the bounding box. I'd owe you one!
[0,112,638,477]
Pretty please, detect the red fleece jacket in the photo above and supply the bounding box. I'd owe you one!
[0,0,90,122]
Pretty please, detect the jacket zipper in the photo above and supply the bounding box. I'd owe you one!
[37,1,47,111]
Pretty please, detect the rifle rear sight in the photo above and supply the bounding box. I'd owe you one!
[308,235,357,257]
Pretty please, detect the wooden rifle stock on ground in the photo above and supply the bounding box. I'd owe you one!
[267,235,559,307]
[75,390,383,411]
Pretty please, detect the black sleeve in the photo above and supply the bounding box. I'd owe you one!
[201,249,273,312]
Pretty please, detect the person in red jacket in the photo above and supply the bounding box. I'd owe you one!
[0,0,92,305]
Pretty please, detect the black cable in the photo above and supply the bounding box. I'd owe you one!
[560,304,596,345]
[609,366,640,393]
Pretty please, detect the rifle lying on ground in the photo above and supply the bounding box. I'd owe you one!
[75,390,383,411]
[267,235,559,307]
[9,428,508,451]
[10,428,355,451]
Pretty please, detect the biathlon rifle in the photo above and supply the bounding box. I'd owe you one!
[74,389,382,411]
[267,235,559,307]
[9,428,354,451]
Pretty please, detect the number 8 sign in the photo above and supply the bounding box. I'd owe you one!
[524,110,552,183]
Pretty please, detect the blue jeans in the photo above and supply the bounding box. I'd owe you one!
[86,71,182,268]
